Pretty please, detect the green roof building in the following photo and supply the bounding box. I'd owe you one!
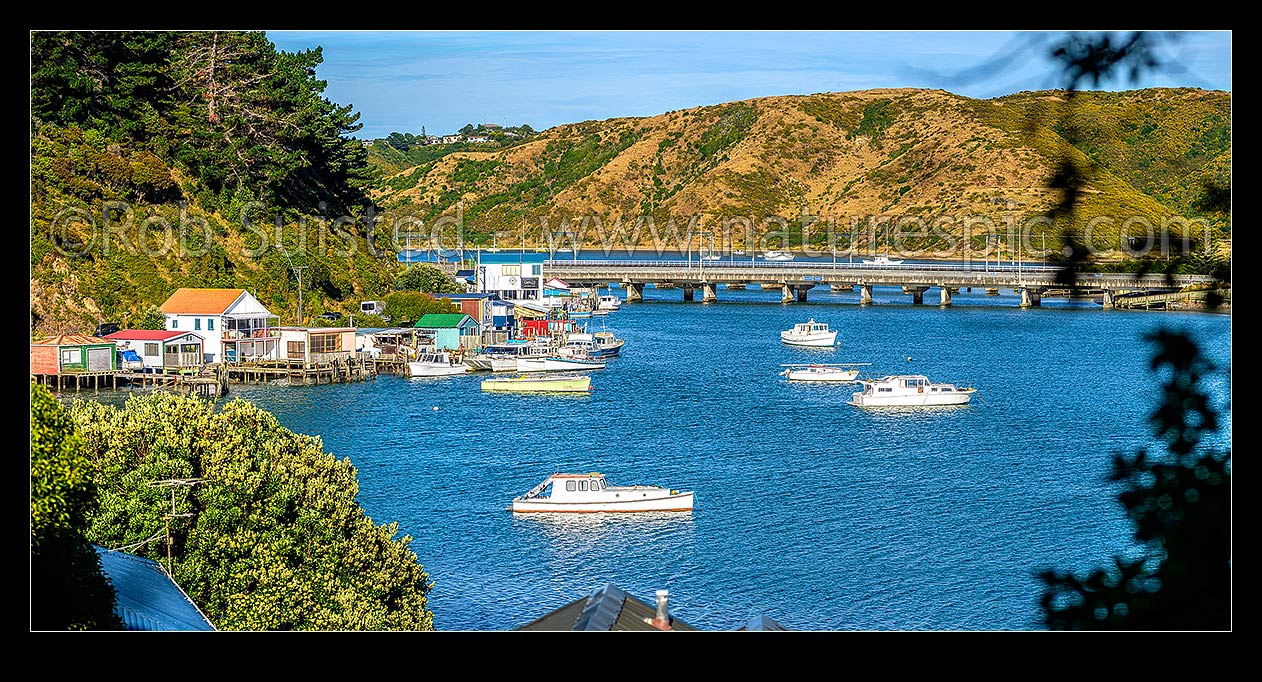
[414,313,480,350]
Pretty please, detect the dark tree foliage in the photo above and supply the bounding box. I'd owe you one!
[30,383,122,631]
[1033,30,1231,631]
[31,30,376,215]
[1038,330,1230,629]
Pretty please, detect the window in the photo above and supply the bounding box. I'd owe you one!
[579,480,588,491]
[194,318,201,331]
[531,264,541,275]
[287,341,305,359]
[61,348,82,365]
[208,319,215,331]
[310,334,340,353]
[566,481,576,491]
[593,479,605,490]
[172,319,178,329]
[144,342,160,357]
[878,387,892,393]
[503,265,521,276]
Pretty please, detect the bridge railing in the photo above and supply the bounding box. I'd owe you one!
[545,259,1064,273]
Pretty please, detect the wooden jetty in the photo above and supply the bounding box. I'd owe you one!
[225,354,378,386]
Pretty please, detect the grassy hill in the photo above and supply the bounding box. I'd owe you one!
[30,66,1230,337]
[373,88,1230,254]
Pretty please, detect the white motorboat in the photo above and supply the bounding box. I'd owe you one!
[862,255,904,266]
[848,374,976,407]
[780,318,838,347]
[780,362,870,382]
[517,356,606,372]
[760,250,795,261]
[511,472,694,513]
[558,331,624,359]
[408,350,469,377]
[598,295,621,311]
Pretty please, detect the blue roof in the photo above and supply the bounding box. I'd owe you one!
[441,293,497,300]
[94,546,215,631]
[476,252,546,265]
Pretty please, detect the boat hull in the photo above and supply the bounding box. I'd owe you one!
[463,356,494,370]
[482,376,592,393]
[848,391,974,407]
[780,332,838,347]
[512,491,694,513]
[489,358,520,372]
[784,369,858,382]
[408,363,469,377]
[518,357,606,372]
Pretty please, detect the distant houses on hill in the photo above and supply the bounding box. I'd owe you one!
[378,124,536,150]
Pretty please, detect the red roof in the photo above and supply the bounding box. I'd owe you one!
[105,329,192,341]
[31,334,113,346]
[160,288,246,314]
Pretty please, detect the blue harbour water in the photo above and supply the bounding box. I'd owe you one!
[145,284,1233,630]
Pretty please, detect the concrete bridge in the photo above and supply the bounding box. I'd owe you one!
[543,260,1216,308]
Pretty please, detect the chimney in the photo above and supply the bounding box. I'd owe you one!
[650,589,672,630]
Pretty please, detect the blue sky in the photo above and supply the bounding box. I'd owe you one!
[267,30,1231,139]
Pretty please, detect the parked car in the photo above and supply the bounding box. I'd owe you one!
[319,311,343,321]
[95,322,121,337]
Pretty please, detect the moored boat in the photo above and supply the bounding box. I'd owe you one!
[518,356,606,372]
[780,318,838,347]
[598,295,621,311]
[511,472,694,513]
[780,362,869,382]
[848,374,976,407]
[861,255,904,266]
[558,332,624,359]
[760,250,795,261]
[407,350,469,377]
[481,374,592,393]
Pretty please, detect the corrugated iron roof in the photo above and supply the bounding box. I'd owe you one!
[160,288,246,314]
[515,583,696,631]
[31,334,113,346]
[414,313,474,329]
[104,329,190,341]
[93,546,215,631]
[738,614,788,631]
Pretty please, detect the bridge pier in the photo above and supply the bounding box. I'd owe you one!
[625,281,643,303]
[831,284,854,292]
[904,285,929,305]
[1101,290,1115,310]
[702,283,717,303]
[781,285,794,304]
[1019,287,1043,307]
[683,285,694,302]
[939,286,952,307]
[796,287,809,303]
[726,283,746,290]
[859,284,873,306]
[986,288,1000,296]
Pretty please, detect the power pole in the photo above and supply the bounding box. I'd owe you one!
[293,266,309,325]
[149,478,200,576]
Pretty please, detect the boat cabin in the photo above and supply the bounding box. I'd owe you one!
[792,319,829,333]
[523,473,610,501]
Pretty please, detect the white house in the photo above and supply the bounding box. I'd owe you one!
[476,252,545,301]
[161,288,280,364]
[104,330,205,372]
[276,327,356,364]
[441,135,461,144]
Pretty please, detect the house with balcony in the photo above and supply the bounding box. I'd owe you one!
[161,288,280,364]
[476,252,545,301]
